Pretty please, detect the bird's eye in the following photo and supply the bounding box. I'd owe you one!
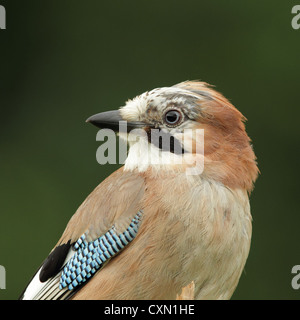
[164,110,182,126]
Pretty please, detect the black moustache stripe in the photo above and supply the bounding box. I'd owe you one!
[146,128,185,155]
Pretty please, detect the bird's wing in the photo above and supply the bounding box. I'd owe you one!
[20,167,145,300]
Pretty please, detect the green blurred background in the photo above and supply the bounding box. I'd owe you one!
[0,0,299,300]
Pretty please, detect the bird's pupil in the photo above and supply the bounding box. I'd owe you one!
[166,111,179,124]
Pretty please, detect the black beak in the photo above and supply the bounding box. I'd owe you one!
[86,110,146,132]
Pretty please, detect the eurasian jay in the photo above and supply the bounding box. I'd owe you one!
[20,81,258,300]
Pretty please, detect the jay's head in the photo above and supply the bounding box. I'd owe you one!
[87,81,258,193]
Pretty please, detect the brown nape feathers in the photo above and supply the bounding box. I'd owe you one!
[175,81,259,193]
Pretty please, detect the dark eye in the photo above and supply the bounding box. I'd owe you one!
[164,110,182,126]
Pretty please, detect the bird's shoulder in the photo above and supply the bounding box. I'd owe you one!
[21,167,146,300]
[58,167,146,245]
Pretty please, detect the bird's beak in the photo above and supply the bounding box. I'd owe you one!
[86,110,146,132]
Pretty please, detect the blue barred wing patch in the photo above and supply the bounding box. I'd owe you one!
[59,211,143,290]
